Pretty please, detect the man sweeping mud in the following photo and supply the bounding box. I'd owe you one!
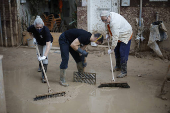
[59,29,104,87]
[100,11,133,78]
[27,16,53,83]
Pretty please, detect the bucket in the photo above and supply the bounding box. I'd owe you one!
[27,39,34,47]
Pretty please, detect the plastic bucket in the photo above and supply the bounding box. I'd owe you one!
[27,39,34,47]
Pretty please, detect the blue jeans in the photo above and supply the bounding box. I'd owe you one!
[114,40,131,64]
[59,33,81,69]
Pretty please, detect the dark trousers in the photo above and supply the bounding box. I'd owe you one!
[114,40,131,64]
[59,33,81,69]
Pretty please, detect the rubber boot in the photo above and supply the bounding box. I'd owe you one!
[77,62,84,73]
[38,62,42,72]
[59,69,69,87]
[42,64,47,83]
[110,58,121,72]
[116,63,127,78]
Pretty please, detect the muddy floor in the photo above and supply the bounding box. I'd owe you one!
[0,46,170,113]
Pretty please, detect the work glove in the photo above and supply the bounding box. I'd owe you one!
[33,38,37,45]
[77,48,88,57]
[106,34,110,40]
[38,56,47,61]
[80,55,87,67]
[108,49,113,54]
[82,50,88,57]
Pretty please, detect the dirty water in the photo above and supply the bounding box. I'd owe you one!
[0,47,170,113]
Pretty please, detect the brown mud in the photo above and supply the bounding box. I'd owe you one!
[0,47,170,113]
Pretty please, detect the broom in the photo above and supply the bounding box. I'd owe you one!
[34,43,66,101]
[98,39,130,88]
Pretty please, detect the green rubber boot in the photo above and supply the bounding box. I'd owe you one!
[59,69,69,87]
[77,62,84,73]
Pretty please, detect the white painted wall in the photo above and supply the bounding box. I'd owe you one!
[87,0,119,34]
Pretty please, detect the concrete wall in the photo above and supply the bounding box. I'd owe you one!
[120,0,170,52]
[20,0,77,29]
[18,1,49,26]
[0,55,7,113]
[77,0,170,55]
[18,2,31,28]
[77,7,87,31]
[78,0,119,34]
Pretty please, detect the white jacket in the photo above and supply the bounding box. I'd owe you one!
[106,12,133,47]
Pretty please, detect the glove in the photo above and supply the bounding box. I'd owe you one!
[38,56,47,61]
[106,34,110,40]
[82,50,88,57]
[33,38,37,45]
[77,48,88,57]
[108,49,113,54]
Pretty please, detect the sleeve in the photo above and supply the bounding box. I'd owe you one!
[27,25,34,33]
[110,21,120,47]
[45,27,52,42]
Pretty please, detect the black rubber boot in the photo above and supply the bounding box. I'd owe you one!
[117,62,127,78]
[38,62,42,72]
[110,58,121,72]
[114,58,121,72]
[77,62,84,73]
[42,64,47,83]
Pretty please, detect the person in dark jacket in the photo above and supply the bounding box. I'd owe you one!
[59,29,104,87]
[27,16,53,83]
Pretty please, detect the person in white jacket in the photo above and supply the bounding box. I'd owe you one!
[100,11,133,78]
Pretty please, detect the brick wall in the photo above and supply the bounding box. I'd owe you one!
[77,6,87,31]
[120,0,170,51]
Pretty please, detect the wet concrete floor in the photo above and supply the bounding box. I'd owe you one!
[1,47,170,113]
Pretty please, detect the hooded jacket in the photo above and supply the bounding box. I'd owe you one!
[106,12,133,47]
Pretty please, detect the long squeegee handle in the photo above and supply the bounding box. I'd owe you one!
[108,40,115,81]
[35,44,52,93]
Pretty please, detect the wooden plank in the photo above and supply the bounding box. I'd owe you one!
[14,2,18,46]
[3,0,7,47]
[9,0,14,46]
[19,46,60,50]
[0,12,3,46]
[97,45,108,48]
